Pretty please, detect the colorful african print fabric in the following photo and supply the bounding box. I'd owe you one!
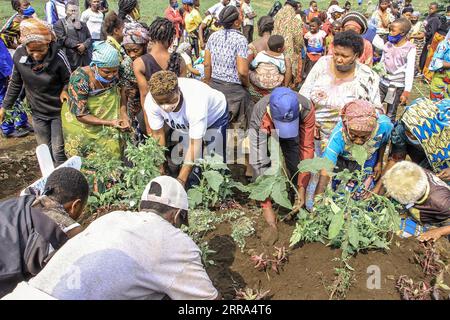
[429,38,450,101]
[401,98,450,173]
[0,14,22,49]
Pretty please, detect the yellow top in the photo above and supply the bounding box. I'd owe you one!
[185,9,202,34]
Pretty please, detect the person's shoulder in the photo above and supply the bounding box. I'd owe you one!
[378,114,394,130]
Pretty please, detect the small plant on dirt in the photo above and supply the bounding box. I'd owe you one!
[326,266,355,300]
[251,246,289,275]
[290,146,401,263]
[414,242,446,277]
[396,275,433,300]
[181,208,223,242]
[187,155,246,209]
[231,216,256,252]
[198,241,216,266]
[235,287,271,300]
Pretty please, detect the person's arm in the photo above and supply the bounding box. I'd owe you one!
[199,22,207,50]
[400,47,416,105]
[133,57,149,111]
[54,20,76,48]
[45,2,54,24]
[177,138,203,186]
[119,87,131,129]
[284,57,292,87]
[436,168,450,182]
[186,62,201,76]
[82,24,93,51]
[296,104,316,208]
[150,127,166,147]
[1,63,23,112]
[418,226,450,242]
[203,49,212,84]
[237,56,250,87]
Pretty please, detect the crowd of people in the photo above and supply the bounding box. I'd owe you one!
[0,0,449,300]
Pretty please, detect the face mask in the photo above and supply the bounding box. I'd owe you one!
[132,7,141,20]
[388,33,404,44]
[22,6,35,17]
[94,66,115,84]
[336,61,355,72]
[171,2,179,9]
[159,92,180,112]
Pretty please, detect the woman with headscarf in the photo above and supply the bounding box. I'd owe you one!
[273,0,304,87]
[371,0,395,40]
[328,11,374,67]
[373,98,450,195]
[61,41,130,160]
[204,5,251,128]
[315,100,393,197]
[423,16,450,82]
[429,31,450,101]
[121,21,149,140]
[0,18,71,165]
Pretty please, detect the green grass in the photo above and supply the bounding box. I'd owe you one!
[0,0,430,26]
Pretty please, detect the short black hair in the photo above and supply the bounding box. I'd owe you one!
[257,16,274,36]
[219,5,240,29]
[402,7,414,14]
[102,11,124,36]
[11,0,21,11]
[44,168,89,205]
[118,0,138,20]
[429,2,438,9]
[333,30,364,57]
[447,5,450,13]
[392,17,412,34]
[310,1,317,5]
[268,35,284,52]
[310,17,322,26]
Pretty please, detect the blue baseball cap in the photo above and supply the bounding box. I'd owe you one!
[269,87,300,139]
[182,0,194,4]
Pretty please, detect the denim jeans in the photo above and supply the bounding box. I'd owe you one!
[32,116,67,166]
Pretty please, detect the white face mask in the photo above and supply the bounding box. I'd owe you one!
[159,91,181,113]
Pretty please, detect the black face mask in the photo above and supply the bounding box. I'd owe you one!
[336,61,355,72]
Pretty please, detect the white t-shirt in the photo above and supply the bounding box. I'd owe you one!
[145,78,227,140]
[13,211,218,300]
[80,9,104,40]
[242,2,255,26]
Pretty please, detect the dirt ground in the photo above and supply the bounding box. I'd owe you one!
[204,208,450,300]
[0,135,40,200]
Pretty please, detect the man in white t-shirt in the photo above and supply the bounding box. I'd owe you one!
[205,0,231,19]
[241,0,257,43]
[2,176,220,300]
[144,71,228,188]
[80,0,104,41]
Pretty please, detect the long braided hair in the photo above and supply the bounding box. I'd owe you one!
[148,17,181,76]
[118,0,138,20]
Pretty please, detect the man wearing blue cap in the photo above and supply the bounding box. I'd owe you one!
[248,87,315,244]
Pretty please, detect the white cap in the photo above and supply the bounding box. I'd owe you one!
[140,176,189,210]
[328,5,346,14]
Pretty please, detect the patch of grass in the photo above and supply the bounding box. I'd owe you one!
[0,1,431,26]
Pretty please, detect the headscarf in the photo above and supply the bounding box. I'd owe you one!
[342,11,368,35]
[340,100,378,133]
[122,22,149,45]
[19,18,55,45]
[412,11,420,18]
[90,41,120,68]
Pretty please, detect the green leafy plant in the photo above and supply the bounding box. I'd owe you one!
[82,132,166,213]
[198,241,216,266]
[187,155,246,209]
[231,216,256,252]
[290,146,401,263]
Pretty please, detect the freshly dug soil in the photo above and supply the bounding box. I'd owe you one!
[204,210,450,300]
[0,135,40,200]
